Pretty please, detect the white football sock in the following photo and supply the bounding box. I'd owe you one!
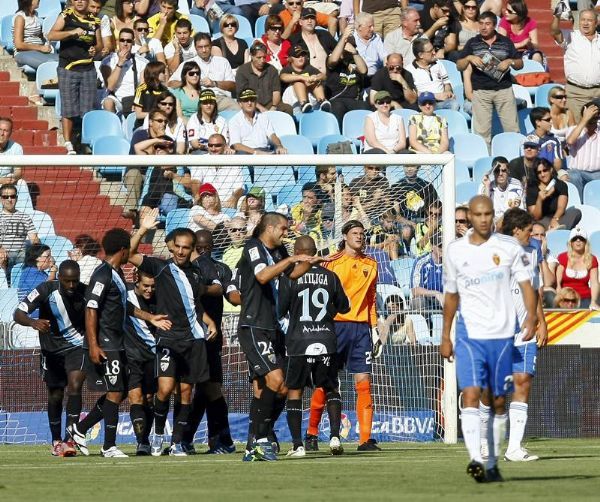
[461,408,482,463]
[508,402,528,452]
[489,413,508,468]
[479,402,491,454]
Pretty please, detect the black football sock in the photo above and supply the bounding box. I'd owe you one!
[286,399,303,449]
[77,395,106,433]
[65,393,82,429]
[326,391,342,439]
[255,387,276,441]
[47,393,63,442]
[102,399,120,450]
[246,397,259,451]
[270,395,286,430]
[173,393,182,423]
[142,403,154,444]
[171,404,190,445]
[130,404,146,444]
[208,396,233,446]
[153,396,170,436]
[184,388,206,444]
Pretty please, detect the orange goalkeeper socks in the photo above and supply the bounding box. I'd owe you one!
[356,380,373,445]
[307,387,326,436]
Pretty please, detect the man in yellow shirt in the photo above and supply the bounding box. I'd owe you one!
[148,0,189,47]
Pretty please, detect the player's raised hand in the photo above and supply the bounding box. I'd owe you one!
[90,345,107,365]
[439,336,454,361]
[150,314,172,331]
[140,208,160,231]
[31,319,51,334]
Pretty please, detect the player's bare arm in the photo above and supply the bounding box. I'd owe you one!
[86,307,106,364]
[132,306,172,331]
[536,287,548,347]
[440,292,458,360]
[14,310,51,334]
[519,280,539,342]
[129,208,160,267]
[255,254,313,284]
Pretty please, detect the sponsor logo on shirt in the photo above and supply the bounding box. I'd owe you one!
[92,282,104,296]
[27,289,40,302]
[464,271,504,288]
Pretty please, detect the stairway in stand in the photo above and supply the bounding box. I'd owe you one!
[528,0,565,83]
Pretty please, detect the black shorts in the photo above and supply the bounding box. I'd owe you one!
[238,327,285,379]
[206,337,223,384]
[156,338,209,384]
[40,347,85,389]
[285,354,338,391]
[85,350,128,393]
[127,356,158,394]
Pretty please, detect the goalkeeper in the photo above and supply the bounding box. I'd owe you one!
[305,220,382,452]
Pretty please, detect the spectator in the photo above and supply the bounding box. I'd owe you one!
[369,53,417,110]
[138,137,192,220]
[163,18,196,74]
[169,33,239,111]
[380,294,416,345]
[455,205,470,238]
[364,91,407,153]
[228,88,288,154]
[391,163,440,226]
[233,0,270,29]
[13,0,58,105]
[410,230,444,311]
[407,38,459,111]
[100,28,148,116]
[304,165,336,205]
[456,10,522,148]
[353,12,387,81]
[565,102,600,201]
[147,0,188,47]
[548,86,575,148]
[0,118,24,164]
[356,0,403,39]
[48,0,102,155]
[367,208,402,260]
[497,0,545,68]
[236,42,292,114]
[141,91,187,154]
[479,156,524,224]
[457,0,479,51]
[553,287,581,309]
[280,44,330,114]
[190,1,244,34]
[222,216,248,270]
[289,8,337,75]
[290,185,323,241]
[68,234,102,285]
[0,183,39,279]
[527,107,564,173]
[17,244,57,302]
[260,15,291,71]
[133,0,161,17]
[237,186,266,235]
[187,90,230,154]
[551,8,600,123]
[383,7,422,67]
[172,60,202,121]
[324,26,370,128]
[408,92,450,154]
[132,61,169,128]
[280,0,337,39]
[364,244,397,285]
[556,227,600,309]
[530,221,559,306]
[99,0,138,54]
[189,133,243,207]
[315,202,335,254]
[189,183,231,232]
[420,0,460,60]
[212,15,250,72]
[132,18,165,63]
[412,200,442,257]
[509,136,539,186]
[340,183,370,228]
[350,153,391,221]
[526,158,582,230]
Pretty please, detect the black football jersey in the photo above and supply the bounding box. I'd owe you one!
[193,254,233,327]
[124,285,156,362]
[278,264,350,356]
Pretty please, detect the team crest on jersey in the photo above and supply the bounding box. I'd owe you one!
[249,247,260,262]
[92,282,104,296]
[363,268,369,277]
[160,361,169,372]
[492,254,500,266]
[268,353,276,364]
[521,254,530,266]
[108,375,117,385]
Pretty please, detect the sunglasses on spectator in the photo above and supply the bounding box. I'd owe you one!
[540,117,552,122]
[464,4,477,9]
[536,167,551,174]
[152,118,167,123]
[420,101,435,106]
[187,71,200,76]
[119,38,134,43]
[506,7,516,14]
[455,218,468,224]
[524,145,539,150]
[269,26,283,31]
[1,194,17,199]
[387,65,402,71]
[159,101,175,106]
[208,143,224,147]
[494,167,509,174]
[240,98,257,103]
[561,297,578,303]
[552,94,567,100]
[229,227,245,232]
[376,99,392,105]
[429,211,442,217]
[571,236,587,242]
[287,1,302,5]
[223,23,238,28]
[136,27,150,32]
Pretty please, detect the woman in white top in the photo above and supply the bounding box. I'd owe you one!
[141,90,187,153]
[189,183,231,232]
[187,89,231,154]
[364,91,406,153]
[100,0,138,54]
[547,85,575,148]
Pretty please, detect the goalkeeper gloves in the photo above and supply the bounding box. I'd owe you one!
[371,327,383,359]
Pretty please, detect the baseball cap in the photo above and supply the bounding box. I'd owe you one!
[523,134,540,149]
[199,89,216,102]
[569,226,588,241]
[247,186,265,199]
[418,91,436,105]
[289,44,308,58]
[301,7,316,18]
[238,88,258,101]
[198,183,217,196]
[374,90,392,103]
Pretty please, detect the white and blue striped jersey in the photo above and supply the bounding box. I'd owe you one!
[444,230,532,340]
[512,238,542,346]
[124,287,156,360]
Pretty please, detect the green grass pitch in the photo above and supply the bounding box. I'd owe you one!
[1,439,599,501]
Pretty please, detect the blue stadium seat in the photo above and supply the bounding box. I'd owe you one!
[15,180,33,213]
[512,84,533,108]
[280,134,313,154]
[299,111,340,147]
[218,109,238,122]
[583,179,600,206]
[177,0,190,14]
[472,156,494,184]
[43,235,73,265]
[264,110,297,136]
[342,109,370,149]
[546,229,570,256]
[0,15,14,52]
[253,166,296,195]
[166,208,191,235]
[0,288,18,322]
[511,59,545,75]
[276,184,303,207]
[491,132,526,161]
[435,109,468,136]
[189,14,210,34]
[518,107,533,135]
[317,134,357,154]
[38,0,62,18]
[590,231,600,256]
[123,111,138,140]
[31,210,56,237]
[391,108,418,133]
[411,314,433,346]
[454,158,472,184]
[390,257,414,299]
[455,181,479,204]
[255,15,267,38]
[450,133,488,166]
[42,13,60,50]
[82,110,123,147]
[54,91,61,118]
[93,135,131,177]
[0,268,7,289]
[535,83,562,107]
[430,313,443,345]
[438,59,462,89]
[0,0,18,19]
[35,61,59,101]
[214,14,253,38]
[10,264,23,290]
[566,181,581,206]
[574,204,600,235]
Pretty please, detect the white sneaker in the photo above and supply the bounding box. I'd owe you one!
[504,447,539,462]
[66,424,89,456]
[329,436,344,456]
[64,141,76,155]
[151,434,164,457]
[100,446,128,458]
[286,446,306,458]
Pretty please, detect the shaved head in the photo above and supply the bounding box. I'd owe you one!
[468,195,493,212]
[294,235,316,256]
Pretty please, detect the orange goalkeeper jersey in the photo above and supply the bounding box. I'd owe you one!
[324,251,378,326]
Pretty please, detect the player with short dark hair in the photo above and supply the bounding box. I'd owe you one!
[279,236,350,457]
[129,210,218,457]
[14,260,86,457]
[237,212,318,461]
